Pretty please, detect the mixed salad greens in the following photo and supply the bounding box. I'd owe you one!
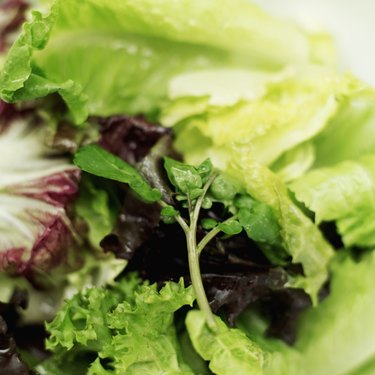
[1,0,375,374]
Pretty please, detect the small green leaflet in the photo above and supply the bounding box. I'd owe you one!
[218,219,243,235]
[209,174,237,201]
[164,156,203,194]
[201,218,218,230]
[238,205,281,245]
[161,205,180,217]
[74,145,162,202]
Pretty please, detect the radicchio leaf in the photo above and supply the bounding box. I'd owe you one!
[0,0,29,53]
[98,115,171,165]
[0,109,82,284]
[0,101,33,133]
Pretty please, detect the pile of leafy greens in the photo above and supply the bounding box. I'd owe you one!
[1,0,375,374]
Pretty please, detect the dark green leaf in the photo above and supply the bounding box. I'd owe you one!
[74,145,162,202]
[218,219,243,235]
[164,157,202,193]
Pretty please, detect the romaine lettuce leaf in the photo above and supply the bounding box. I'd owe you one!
[229,154,333,302]
[0,0,332,123]
[234,252,375,375]
[290,155,375,247]
[161,67,358,170]
[294,252,375,375]
[312,84,375,168]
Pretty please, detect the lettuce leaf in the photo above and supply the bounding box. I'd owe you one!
[312,84,375,168]
[186,310,265,375]
[42,276,195,374]
[229,154,333,302]
[293,252,375,375]
[161,67,358,170]
[290,155,375,247]
[236,251,375,375]
[0,106,82,283]
[186,310,301,375]
[0,0,331,123]
[75,175,119,250]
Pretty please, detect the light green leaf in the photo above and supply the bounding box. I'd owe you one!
[294,252,375,375]
[0,0,324,123]
[290,155,375,247]
[162,67,355,170]
[186,310,265,375]
[45,277,195,374]
[75,175,119,249]
[229,155,333,303]
[313,84,375,168]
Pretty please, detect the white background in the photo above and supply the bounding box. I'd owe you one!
[254,0,375,86]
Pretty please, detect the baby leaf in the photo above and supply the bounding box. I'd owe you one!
[201,218,218,230]
[161,205,180,217]
[197,159,214,183]
[164,157,203,194]
[234,194,257,209]
[218,219,243,235]
[238,204,281,245]
[74,145,162,202]
[210,175,237,202]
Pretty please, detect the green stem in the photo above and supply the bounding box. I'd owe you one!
[197,227,221,255]
[159,174,219,330]
[192,173,218,227]
[159,200,189,233]
[187,173,219,331]
[197,216,237,254]
[186,229,217,331]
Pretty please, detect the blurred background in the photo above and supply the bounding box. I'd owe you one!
[254,0,375,86]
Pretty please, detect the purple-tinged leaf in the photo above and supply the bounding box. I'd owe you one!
[0,0,29,53]
[0,109,82,282]
[98,115,171,165]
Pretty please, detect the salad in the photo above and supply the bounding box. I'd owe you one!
[1,0,375,374]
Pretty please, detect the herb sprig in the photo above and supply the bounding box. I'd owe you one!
[74,145,281,330]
